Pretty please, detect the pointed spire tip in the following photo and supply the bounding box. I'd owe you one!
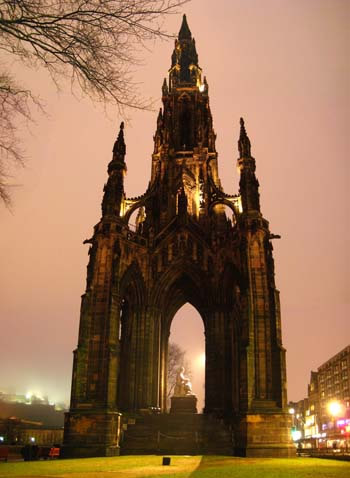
[112,120,126,157]
[178,13,192,40]
[238,117,251,158]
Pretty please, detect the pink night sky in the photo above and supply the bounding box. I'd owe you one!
[0,1,349,411]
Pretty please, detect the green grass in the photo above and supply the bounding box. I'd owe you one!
[0,456,349,478]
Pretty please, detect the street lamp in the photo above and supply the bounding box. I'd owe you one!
[327,400,343,449]
[328,401,341,418]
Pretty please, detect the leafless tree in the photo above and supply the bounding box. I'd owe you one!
[167,341,191,403]
[0,0,189,205]
[0,72,35,206]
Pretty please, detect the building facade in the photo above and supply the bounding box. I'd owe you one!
[289,345,350,448]
[0,418,63,446]
[64,15,293,457]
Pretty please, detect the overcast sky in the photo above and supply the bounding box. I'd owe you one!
[0,0,349,411]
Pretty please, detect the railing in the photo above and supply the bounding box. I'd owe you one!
[300,447,350,460]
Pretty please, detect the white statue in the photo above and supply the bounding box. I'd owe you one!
[174,366,193,396]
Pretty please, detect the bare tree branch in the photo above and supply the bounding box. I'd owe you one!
[0,0,189,205]
[0,1,189,107]
[0,71,42,206]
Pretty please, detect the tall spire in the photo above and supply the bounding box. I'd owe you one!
[178,14,192,40]
[112,122,126,159]
[237,118,260,213]
[153,15,215,157]
[238,117,251,158]
[102,122,126,217]
[169,15,200,87]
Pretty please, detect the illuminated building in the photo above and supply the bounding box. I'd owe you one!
[289,345,350,448]
[0,418,63,446]
[318,345,350,426]
[64,15,294,458]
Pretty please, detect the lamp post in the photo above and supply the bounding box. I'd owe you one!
[289,407,303,449]
[327,400,342,448]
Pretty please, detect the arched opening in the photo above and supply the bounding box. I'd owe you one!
[212,203,236,232]
[127,206,146,233]
[167,303,205,412]
[179,97,193,150]
[117,263,147,412]
[222,205,235,225]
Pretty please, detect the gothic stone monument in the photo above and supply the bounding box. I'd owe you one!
[63,15,294,457]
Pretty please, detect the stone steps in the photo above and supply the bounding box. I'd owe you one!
[121,414,233,455]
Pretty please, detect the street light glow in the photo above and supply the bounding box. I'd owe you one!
[291,430,302,441]
[328,401,342,417]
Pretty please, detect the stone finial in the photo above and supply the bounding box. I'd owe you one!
[113,121,126,156]
[162,78,168,95]
[157,108,163,125]
[238,117,251,158]
[178,14,192,40]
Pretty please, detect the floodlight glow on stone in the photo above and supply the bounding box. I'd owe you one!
[197,353,206,367]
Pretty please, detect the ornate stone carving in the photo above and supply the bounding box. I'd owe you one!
[64,15,293,459]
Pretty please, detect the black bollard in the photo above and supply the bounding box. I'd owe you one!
[162,456,171,466]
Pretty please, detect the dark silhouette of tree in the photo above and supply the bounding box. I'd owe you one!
[0,0,189,205]
[167,341,191,402]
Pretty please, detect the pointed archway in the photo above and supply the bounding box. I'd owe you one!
[168,303,205,412]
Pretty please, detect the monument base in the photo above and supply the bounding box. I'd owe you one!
[62,409,121,458]
[234,411,296,458]
[170,395,198,414]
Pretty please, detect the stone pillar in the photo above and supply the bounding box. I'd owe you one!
[63,410,122,458]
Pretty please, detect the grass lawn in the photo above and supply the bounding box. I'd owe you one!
[0,455,349,478]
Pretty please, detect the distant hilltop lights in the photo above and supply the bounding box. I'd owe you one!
[25,390,44,402]
[0,390,67,410]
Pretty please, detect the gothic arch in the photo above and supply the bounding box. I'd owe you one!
[149,260,212,411]
[150,259,212,319]
[219,262,246,307]
[117,261,147,411]
[123,197,148,224]
[119,261,146,302]
[178,94,193,150]
[209,199,238,223]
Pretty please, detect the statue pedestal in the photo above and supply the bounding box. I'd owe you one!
[170,395,198,414]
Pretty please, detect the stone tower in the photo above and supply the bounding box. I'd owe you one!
[64,15,294,457]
